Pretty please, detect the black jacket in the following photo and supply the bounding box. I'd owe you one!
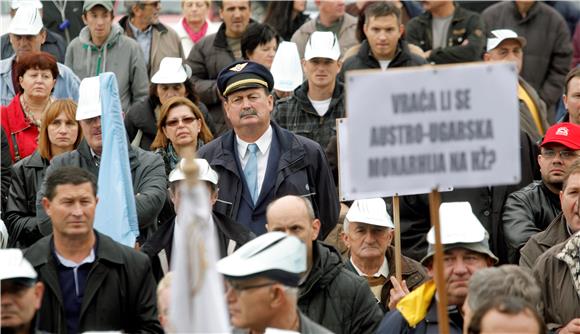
[35,140,167,244]
[298,242,383,334]
[197,122,339,239]
[1,128,12,220]
[5,151,47,248]
[1,30,67,63]
[124,96,215,151]
[339,39,427,81]
[501,180,561,264]
[405,4,485,64]
[24,231,163,334]
[141,211,254,281]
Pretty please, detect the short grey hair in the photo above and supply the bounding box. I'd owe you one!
[124,1,142,17]
[467,265,542,313]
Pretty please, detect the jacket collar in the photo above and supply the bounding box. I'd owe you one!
[118,15,168,38]
[22,150,47,168]
[213,19,256,49]
[293,80,345,115]
[77,138,139,171]
[537,212,571,248]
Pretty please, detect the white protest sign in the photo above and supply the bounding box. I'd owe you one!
[345,62,521,198]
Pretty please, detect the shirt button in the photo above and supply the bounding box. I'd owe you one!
[483,210,490,217]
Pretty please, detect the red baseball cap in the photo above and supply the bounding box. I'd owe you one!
[541,122,580,150]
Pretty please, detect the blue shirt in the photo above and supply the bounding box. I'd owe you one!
[128,21,152,65]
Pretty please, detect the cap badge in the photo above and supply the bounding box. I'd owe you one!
[556,127,569,136]
[230,63,248,72]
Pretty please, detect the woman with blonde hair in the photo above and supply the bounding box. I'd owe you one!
[151,96,213,175]
[5,99,82,247]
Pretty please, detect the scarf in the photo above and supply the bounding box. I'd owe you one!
[182,19,208,43]
[556,233,580,298]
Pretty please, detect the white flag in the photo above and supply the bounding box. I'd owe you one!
[169,183,230,333]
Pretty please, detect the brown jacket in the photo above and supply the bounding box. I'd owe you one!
[345,246,428,312]
[119,16,184,78]
[519,212,571,269]
[533,237,580,330]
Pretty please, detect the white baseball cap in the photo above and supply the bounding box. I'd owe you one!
[0,249,37,281]
[76,76,102,121]
[11,0,43,9]
[217,232,306,287]
[151,57,191,84]
[486,29,527,52]
[346,198,394,228]
[421,202,498,264]
[304,31,340,61]
[271,41,303,92]
[8,6,43,35]
[168,158,218,185]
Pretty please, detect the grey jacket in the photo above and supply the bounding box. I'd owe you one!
[65,23,149,112]
[519,212,571,269]
[35,140,167,244]
[291,14,358,59]
[0,55,80,106]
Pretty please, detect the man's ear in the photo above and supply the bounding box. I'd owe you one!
[269,284,285,308]
[311,219,321,240]
[483,52,491,62]
[341,230,350,249]
[41,197,51,216]
[34,282,45,310]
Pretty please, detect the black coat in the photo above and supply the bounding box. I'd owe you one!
[298,242,383,334]
[5,151,47,248]
[1,30,67,63]
[24,232,163,334]
[1,128,12,219]
[197,122,339,239]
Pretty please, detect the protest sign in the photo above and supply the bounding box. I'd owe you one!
[344,62,520,197]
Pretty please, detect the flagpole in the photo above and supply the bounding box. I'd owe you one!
[393,194,402,282]
[429,188,449,334]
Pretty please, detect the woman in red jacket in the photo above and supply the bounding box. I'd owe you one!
[1,51,58,162]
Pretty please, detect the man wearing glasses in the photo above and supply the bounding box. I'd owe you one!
[502,122,580,265]
[217,232,332,333]
[119,0,184,78]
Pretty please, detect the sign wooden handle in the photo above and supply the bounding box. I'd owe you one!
[429,189,450,334]
[393,195,402,282]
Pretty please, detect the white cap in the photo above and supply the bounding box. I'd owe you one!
[151,57,191,84]
[11,0,43,9]
[0,249,37,281]
[8,6,43,35]
[216,232,306,286]
[304,31,340,61]
[346,198,394,228]
[486,29,527,52]
[271,41,303,92]
[168,158,218,185]
[76,76,102,121]
[421,202,498,264]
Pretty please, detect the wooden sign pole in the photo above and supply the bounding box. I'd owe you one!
[429,189,450,334]
[392,194,402,282]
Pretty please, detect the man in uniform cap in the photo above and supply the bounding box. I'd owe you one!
[0,249,45,334]
[376,202,497,334]
[266,195,383,334]
[217,232,332,333]
[342,198,427,312]
[197,60,339,239]
[503,122,580,264]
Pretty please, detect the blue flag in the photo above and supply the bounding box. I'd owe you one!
[93,73,139,246]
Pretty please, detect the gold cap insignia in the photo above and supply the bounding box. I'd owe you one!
[230,63,248,72]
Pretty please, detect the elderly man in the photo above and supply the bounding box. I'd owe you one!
[484,29,549,143]
[376,202,497,333]
[217,232,332,333]
[197,60,339,238]
[267,195,383,334]
[405,0,485,64]
[291,0,357,59]
[520,159,580,269]
[186,0,252,135]
[340,1,426,78]
[35,76,167,246]
[0,249,45,334]
[274,32,345,149]
[65,0,149,112]
[502,122,580,263]
[119,0,183,78]
[462,265,542,332]
[0,5,79,106]
[25,167,162,333]
[563,67,580,125]
[342,198,427,312]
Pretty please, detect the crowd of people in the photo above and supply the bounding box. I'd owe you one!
[1,0,580,333]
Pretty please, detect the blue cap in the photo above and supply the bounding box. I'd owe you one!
[217,60,274,97]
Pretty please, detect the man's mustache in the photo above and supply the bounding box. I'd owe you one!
[240,108,257,118]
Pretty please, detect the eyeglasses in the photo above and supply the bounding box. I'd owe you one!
[165,116,197,127]
[225,281,276,293]
[541,149,580,159]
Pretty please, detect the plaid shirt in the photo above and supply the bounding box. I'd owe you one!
[273,81,345,149]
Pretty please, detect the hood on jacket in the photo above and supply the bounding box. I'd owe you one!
[77,23,124,75]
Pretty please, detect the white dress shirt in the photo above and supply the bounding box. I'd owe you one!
[236,125,273,197]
